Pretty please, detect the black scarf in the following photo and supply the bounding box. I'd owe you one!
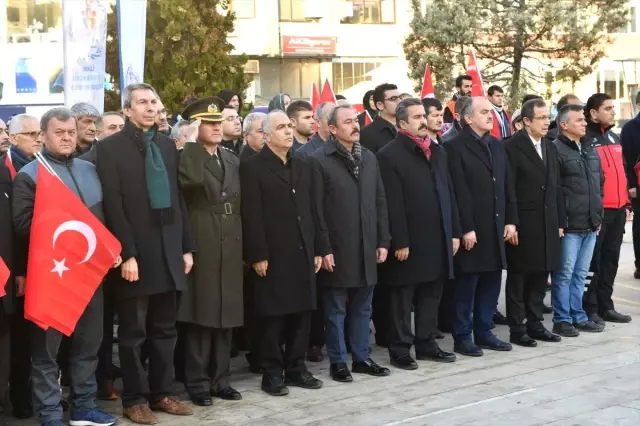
[334,137,362,180]
[9,145,32,171]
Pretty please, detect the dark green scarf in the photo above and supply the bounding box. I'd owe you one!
[144,129,171,209]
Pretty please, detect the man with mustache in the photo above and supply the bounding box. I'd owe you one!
[377,98,460,369]
[311,104,391,382]
[505,98,564,347]
[422,98,445,144]
[444,97,518,357]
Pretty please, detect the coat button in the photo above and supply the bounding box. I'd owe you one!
[222,192,227,197]
[297,216,302,221]
[496,214,499,217]
[222,214,226,220]
[292,189,296,194]
[299,245,303,250]
[541,186,545,190]
[493,177,496,182]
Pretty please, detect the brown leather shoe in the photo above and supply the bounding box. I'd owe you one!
[152,396,193,416]
[123,404,158,425]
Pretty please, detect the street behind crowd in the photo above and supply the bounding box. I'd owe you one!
[13,224,640,426]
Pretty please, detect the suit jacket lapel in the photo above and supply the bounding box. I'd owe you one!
[204,151,224,183]
[516,134,546,172]
[261,147,291,186]
[464,137,492,170]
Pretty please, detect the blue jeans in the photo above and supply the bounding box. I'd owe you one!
[552,232,596,324]
[452,271,502,342]
[322,286,373,364]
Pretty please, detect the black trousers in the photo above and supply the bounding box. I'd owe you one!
[585,208,626,314]
[183,324,231,395]
[118,291,177,408]
[10,300,31,412]
[438,279,455,333]
[632,198,640,268]
[257,311,311,377]
[308,282,325,348]
[506,271,548,334]
[371,285,390,345]
[96,280,115,385]
[0,305,10,415]
[387,280,443,359]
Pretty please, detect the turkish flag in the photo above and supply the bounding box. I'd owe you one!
[0,258,9,298]
[421,64,435,99]
[25,163,121,335]
[4,150,17,180]
[320,79,337,104]
[466,50,486,97]
[364,110,373,126]
[310,82,321,111]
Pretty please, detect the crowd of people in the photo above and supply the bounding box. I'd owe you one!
[0,77,639,426]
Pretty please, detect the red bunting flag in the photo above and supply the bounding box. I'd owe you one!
[466,50,486,97]
[364,110,373,126]
[310,82,321,111]
[0,257,9,298]
[421,64,435,99]
[25,162,121,335]
[5,149,17,180]
[319,79,337,104]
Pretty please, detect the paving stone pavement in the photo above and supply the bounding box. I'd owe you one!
[11,224,640,425]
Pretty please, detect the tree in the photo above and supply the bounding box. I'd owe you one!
[105,0,250,113]
[404,0,629,108]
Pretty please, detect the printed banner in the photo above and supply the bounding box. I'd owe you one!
[62,0,108,113]
[117,0,147,104]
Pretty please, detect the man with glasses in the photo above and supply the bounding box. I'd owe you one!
[0,119,9,154]
[505,98,563,347]
[360,83,401,349]
[221,105,243,155]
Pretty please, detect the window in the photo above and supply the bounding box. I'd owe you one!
[6,0,63,43]
[332,61,382,93]
[615,6,638,33]
[280,0,306,22]
[341,0,396,24]
[231,0,255,19]
[258,58,321,100]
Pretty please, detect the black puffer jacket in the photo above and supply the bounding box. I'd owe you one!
[553,134,604,232]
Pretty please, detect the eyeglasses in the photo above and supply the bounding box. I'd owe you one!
[384,96,400,102]
[17,131,39,139]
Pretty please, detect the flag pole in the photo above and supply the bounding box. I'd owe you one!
[34,152,60,179]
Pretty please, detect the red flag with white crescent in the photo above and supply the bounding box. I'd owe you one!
[466,50,486,97]
[25,163,121,335]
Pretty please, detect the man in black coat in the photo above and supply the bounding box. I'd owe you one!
[241,110,324,397]
[505,98,565,347]
[95,83,195,424]
[445,97,519,357]
[360,83,400,348]
[312,104,391,383]
[377,98,460,370]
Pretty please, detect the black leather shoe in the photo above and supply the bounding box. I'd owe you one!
[211,386,242,401]
[476,336,513,351]
[528,328,561,342]
[543,304,553,314]
[285,371,323,389]
[454,340,483,357]
[574,320,605,333]
[330,363,353,383]
[190,392,212,406]
[352,358,391,377]
[552,321,579,337]
[509,333,537,347]
[589,313,606,325]
[306,346,324,362]
[390,354,418,370]
[432,330,445,340]
[261,374,289,396]
[493,311,509,325]
[602,310,632,323]
[416,347,456,363]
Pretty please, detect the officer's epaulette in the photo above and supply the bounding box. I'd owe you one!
[220,145,239,156]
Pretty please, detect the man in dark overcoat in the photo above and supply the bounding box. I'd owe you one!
[444,97,519,357]
[377,98,460,370]
[95,83,195,424]
[505,98,565,347]
[240,110,324,396]
[177,97,244,406]
[312,104,391,383]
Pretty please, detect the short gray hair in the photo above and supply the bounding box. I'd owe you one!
[314,102,334,120]
[327,104,354,127]
[41,107,76,131]
[70,102,100,120]
[262,111,289,135]
[122,83,159,108]
[243,112,267,133]
[395,98,423,124]
[170,120,189,139]
[459,96,478,124]
[8,114,39,135]
[556,104,584,127]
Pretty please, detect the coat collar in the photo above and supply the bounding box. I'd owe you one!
[122,119,160,152]
[260,144,301,187]
[460,126,493,170]
[513,130,545,172]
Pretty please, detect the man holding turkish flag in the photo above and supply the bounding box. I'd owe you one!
[12,107,120,426]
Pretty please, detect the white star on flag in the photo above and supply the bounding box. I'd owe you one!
[51,258,70,278]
